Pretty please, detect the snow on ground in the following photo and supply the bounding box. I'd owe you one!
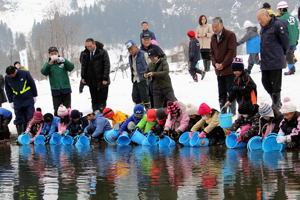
[3,48,300,133]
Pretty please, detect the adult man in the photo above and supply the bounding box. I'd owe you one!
[140,21,156,44]
[257,9,289,110]
[210,17,237,114]
[4,66,37,134]
[277,1,299,75]
[125,40,150,109]
[80,38,111,112]
[41,47,74,115]
[140,33,164,56]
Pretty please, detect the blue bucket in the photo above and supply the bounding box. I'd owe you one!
[50,133,62,145]
[219,106,233,128]
[225,132,246,149]
[189,132,209,147]
[75,135,90,146]
[142,132,158,146]
[262,135,285,152]
[131,129,147,145]
[61,135,74,145]
[104,129,119,144]
[34,135,46,145]
[17,133,31,145]
[179,132,192,146]
[116,131,131,146]
[247,136,262,151]
[158,136,175,147]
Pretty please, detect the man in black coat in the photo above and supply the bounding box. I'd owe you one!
[80,38,111,112]
[257,9,289,111]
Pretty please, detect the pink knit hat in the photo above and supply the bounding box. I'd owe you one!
[280,97,297,114]
[33,110,43,121]
[198,103,212,115]
[57,105,70,117]
[167,101,180,114]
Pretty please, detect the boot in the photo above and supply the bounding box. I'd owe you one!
[204,60,211,72]
[271,93,282,111]
[16,124,24,135]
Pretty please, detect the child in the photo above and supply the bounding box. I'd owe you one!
[120,104,145,133]
[102,107,129,129]
[191,103,226,145]
[151,108,168,138]
[136,109,157,134]
[187,30,205,82]
[0,107,12,142]
[25,108,44,143]
[186,103,202,131]
[67,109,89,137]
[57,104,71,135]
[163,101,190,141]
[41,113,60,137]
[277,98,300,149]
[83,111,112,139]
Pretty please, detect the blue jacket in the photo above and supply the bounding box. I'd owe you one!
[129,50,148,83]
[41,116,60,136]
[120,114,143,132]
[4,70,37,109]
[0,108,12,119]
[84,113,112,138]
[237,27,260,54]
[189,38,200,65]
[260,16,289,71]
[140,29,156,43]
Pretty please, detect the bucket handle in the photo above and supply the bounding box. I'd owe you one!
[220,106,232,114]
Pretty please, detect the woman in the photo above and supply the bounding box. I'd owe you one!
[196,15,213,72]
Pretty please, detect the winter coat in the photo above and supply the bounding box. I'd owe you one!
[26,120,43,142]
[187,115,202,131]
[140,29,156,42]
[4,70,37,109]
[84,113,112,138]
[67,117,89,136]
[140,44,165,57]
[279,112,300,142]
[129,50,148,83]
[191,109,225,134]
[136,114,156,134]
[189,38,201,64]
[164,104,190,132]
[298,7,300,22]
[237,27,260,54]
[228,71,257,105]
[110,111,129,127]
[260,16,289,71]
[41,116,60,136]
[0,74,7,104]
[41,58,74,92]
[80,42,111,85]
[211,28,237,76]
[231,105,260,132]
[145,58,173,90]
[196,24,213,49]
[279,12,299,46]
[0,108,12,119]
[120,114,143,132]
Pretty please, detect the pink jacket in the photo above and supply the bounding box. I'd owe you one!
[164,103,190,132]
[26,119,43,143]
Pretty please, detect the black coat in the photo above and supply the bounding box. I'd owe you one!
[280,112,300,142]
[0,74,7,104]
[260,16,289,71]
[67,117,89,137]
[231,104,260,132]
[188,38,200,65]
[80,42,110,85]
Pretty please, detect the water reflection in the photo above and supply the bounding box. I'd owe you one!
[1,144,300,199]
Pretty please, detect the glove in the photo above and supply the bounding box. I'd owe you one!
[34,97,37,103]
[188,132,194,139]
[159,132,165,139]
[162,130,169,136]
[10,103,14,109]
[57,56,65,63]
[176,130,183,135]
[276,136,286,144]
[199,131,206,138]
[236,136,242,143]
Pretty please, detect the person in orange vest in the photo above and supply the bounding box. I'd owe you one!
[102,108,129,129]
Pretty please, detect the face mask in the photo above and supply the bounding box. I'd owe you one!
[51,55,59,61]
[241,114,249,118]
[202,116,208,120]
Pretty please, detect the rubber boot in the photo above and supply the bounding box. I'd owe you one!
[271,93,282,111]
[16,124,24,135]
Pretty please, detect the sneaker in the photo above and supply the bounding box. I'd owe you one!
[201,71,206,80]
[284,71,294,76]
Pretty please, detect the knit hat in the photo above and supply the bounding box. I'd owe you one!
[33,109,43,121]
[146,109,156,122]
[231,57,244,71]
[57,105,69,117]
[187,30,196,38]
[243,20,255,29]
[70,109,81,119]
[148,48,160,58]
[167,101,181,114]
[280,97,297,114]
[156,108,167,120]
[259,103,274,117]
[186,103,198,115]
[198,103,212,115]
[102,108,115,118]
[277,1,288,9]
[238,102,254,115]
[134,104,145,116]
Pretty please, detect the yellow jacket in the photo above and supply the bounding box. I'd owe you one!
[112,111,129,126]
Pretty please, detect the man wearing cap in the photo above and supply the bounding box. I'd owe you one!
[125,40,151,109]
[140,21,156,45]
[257,9,289,110]
[140,32,164,56]
[277,1,299,75]
[4,66,37,135]
[41,47,74,116]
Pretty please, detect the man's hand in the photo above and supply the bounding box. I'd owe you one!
[102,81,108,85]
[216,63,224,70]
[81,79,86,84]
[145,72,154,78]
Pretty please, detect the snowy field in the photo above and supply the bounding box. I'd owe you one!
[2,47,300,133]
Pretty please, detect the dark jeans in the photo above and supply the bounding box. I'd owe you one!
[217,74,236,114]
[89,83,109,112]
[132,80,150,105]
[153,87,177,108]
[248,53,260,72]
[52,93,71,116]
[189,62,204,78]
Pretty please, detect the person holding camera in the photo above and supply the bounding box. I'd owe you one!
[41,46,74,116]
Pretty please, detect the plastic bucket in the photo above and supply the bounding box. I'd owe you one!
[131,129,147,145]
[61,135,74,145]
[75,135,90,146]
[219,106,233,128]
[142,133,158,146]
[116,131,131,146]
[262,135,285,152]
[104,129,119,144]
[34,135,46,145]
[50,133,62,145]
[158,136,175,147]
[17,133,31,145]
[247,136,262,151]
[189,132,209,147]
[179,132,192,146]
[225,132,246,149]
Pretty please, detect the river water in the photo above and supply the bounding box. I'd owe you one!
[0,144,300,200]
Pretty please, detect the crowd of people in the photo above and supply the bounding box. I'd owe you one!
[0,1,300,149]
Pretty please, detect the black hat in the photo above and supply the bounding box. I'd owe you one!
[142,33,151,39]
[6,66,17,75]
[148,48,160,58]
[262,2,271,9]
[44,113,54,123]
[156,108,167,120]
[231,57,244,71]
[238,102,254,115]
[48,46,58,53]
[70,109,81,119]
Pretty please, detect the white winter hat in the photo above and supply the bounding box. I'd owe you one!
[185,103,198,115]
[280,97,297,114]
[259,103,274,117]
[57,104,69,117]
[243,20,255,29]
[277,1,288,9]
